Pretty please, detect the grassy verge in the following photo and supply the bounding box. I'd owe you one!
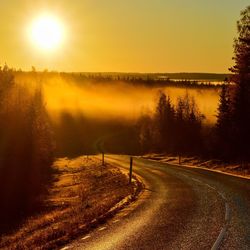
[143,154,250,178]
[0,156,141,249]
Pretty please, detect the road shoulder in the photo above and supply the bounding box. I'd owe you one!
[0,156,143,250]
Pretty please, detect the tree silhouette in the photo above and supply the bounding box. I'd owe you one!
[0,66,54,224]
[137,114,153,153]
[137,90,204,155]
[229,5,250,159]
[155,91,175,152]
[216,84,231,158]
[175,93,203,154]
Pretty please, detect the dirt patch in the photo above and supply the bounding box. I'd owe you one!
[0,156,141,249]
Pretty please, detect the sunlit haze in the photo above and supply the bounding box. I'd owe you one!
[0,0,249,72]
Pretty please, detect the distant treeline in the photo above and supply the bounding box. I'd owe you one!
[67,73,225,88]
[14,68,230,81]
[15,70,226,89]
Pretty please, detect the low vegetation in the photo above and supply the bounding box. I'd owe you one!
[0,156,139,250]
[143,154,250,178]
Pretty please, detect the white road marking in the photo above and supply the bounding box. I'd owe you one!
[225,203,230,222]
[190,176,217,190]
[82,235,91,240]
[98,226,107,231]
[219,192,226,200]
[211,191,230,249]
[61,247,70,250]
[191,177,202,183]
[206,184,216,190]
[189,176,230,249]
[211,227,226,250]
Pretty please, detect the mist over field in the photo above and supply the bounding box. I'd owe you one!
[10,72,222,157]
[15,73,220,124]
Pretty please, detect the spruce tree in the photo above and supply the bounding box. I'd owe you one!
[229,5,250,159]
[216,84,231,157]
[155,91,175,152]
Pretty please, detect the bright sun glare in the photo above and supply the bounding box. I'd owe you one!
[29,14,64,51]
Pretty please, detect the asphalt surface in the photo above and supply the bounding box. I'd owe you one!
[64,155,250,250]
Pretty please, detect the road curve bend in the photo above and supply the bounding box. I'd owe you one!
[64,155,250,250]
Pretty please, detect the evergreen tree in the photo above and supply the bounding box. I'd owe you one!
[229,5,250,159]
[137,114,153,153]
[155,91,175,152]
[216,84,231,158]
[0,66,54,221]
[175,94,203,155]
[216,85,231,138]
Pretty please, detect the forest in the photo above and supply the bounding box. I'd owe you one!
[138,6,250,162]
[0,65,54,227]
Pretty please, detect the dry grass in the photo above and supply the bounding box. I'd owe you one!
[0,156,138,249]
[144,154,250,177]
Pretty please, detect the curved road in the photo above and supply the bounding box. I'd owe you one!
[64,155,250,250]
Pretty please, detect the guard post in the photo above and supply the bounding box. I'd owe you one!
[102,152,105,166]
[129,156,133,184]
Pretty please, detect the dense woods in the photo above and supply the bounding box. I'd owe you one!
[137,91,203,155]
[0,66,54,225]
[216,6,250,161]
[137,6,250,165]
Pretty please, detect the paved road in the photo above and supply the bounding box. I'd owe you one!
[65,155,250,250]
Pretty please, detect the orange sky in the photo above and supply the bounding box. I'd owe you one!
[0,0,249,73]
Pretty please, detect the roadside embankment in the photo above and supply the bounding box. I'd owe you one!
[0,156,142,250]
[143,154,250,178]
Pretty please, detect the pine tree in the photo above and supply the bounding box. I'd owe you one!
[216,85,231,136]
[175,94,203,155]
[155,91,175,152]
[229,5,250,159]
[137,114,153,153]
[216,84,231,157]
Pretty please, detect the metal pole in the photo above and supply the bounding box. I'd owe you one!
[129,156,133,184]
[102,152,104,166]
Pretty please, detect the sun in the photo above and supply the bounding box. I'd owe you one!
[29,14,64,51]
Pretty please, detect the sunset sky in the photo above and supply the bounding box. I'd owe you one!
[0,0,249,73]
